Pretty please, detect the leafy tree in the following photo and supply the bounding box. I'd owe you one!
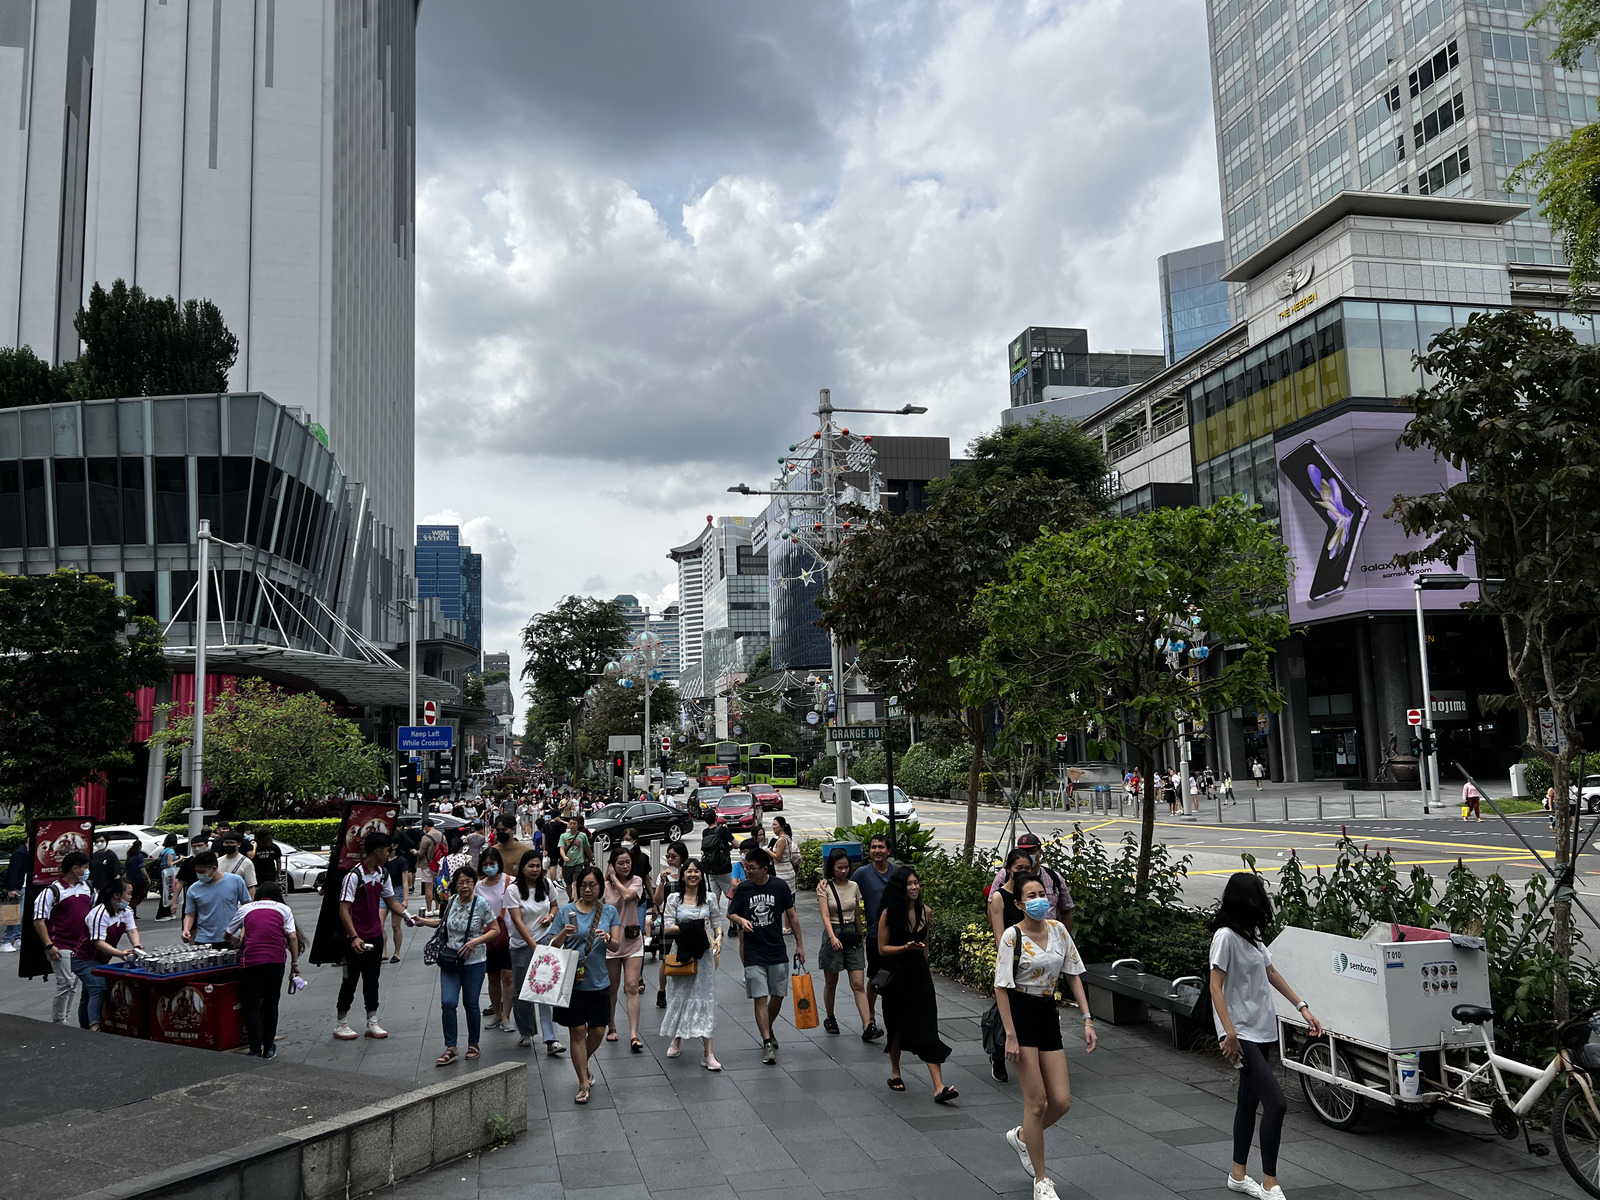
[957,497,1289,894]
[745,645,773,678]
[520,595,630,748]
[0,570,168,817]
[1389,308,1600,1015]
[70,279,238,400]
[0,345,72,408]
[576,678,681,763]
[462,673,488,709]
[820,475,1097,852]
[938,414,1111,509]
[151,677,386,817]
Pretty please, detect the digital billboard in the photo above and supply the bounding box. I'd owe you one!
[1275,409,1477,623]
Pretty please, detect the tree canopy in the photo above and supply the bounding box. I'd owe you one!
[462,673,488,709]
[520,595,631,748]
[0,570,169,817]
[576,678,681,763]
[957,498,1289,892]
[938,413,1111,509]
[819,473,1099,850]
[151,677,386,818]
[70,280,238,400]
[0,345,73,409]
[1388,308,1600,1013]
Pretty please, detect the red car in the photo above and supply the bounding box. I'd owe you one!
[715,792,763,833]
[749,783,783,811]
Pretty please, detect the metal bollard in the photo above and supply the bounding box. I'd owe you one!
[1381,791,1388,818]
[1283,794,1290,822]
[1317,794,1324,820]
[1250,793,1257,822]
[1350,793,1356,818]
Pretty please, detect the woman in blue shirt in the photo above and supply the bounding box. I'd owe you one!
[551,865,620,1104]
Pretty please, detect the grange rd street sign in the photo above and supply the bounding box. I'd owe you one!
[830,725,883,742]
[398,725,453,752]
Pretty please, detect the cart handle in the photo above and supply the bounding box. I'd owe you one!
[1111,958,1144,975]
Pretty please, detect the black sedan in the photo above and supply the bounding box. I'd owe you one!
[688,786,727,821]
[586,799,693,855]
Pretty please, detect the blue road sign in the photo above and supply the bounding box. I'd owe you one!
[398,725,453,752]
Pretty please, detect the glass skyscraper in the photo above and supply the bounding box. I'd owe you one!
[1207,0,1588,275]
[416,525,482,652]
[1158,241,1233,362]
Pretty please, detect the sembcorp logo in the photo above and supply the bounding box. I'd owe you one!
[1332,951,1380,980]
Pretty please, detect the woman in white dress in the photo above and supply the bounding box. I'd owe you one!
[769,816,796,888]
[659,857,724,1070]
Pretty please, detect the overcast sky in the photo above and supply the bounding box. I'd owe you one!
[411,0,1222,705]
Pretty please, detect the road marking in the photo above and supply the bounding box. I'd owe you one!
[1191,853,1536,876]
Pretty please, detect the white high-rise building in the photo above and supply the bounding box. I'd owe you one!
[1206,0,1590,300]
[669,531,706,672]
[0,0,416,538]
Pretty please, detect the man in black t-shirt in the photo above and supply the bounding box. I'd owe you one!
[727,846,805,1065]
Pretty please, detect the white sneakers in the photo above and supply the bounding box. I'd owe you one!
[1005,1127,1033,1179]
[1032,1179,1059,1200]
[365,1016,388,1039]
[333,1020,358,1041]
[0,943,18,953]
[1227,1174,1283,1198]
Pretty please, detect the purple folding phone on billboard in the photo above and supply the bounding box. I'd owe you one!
[1275,410,1477,622]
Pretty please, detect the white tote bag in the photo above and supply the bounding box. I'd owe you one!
[519,942,579,1009]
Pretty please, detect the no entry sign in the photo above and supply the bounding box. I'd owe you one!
[423,700,438,726]
[1406,709,1423,726]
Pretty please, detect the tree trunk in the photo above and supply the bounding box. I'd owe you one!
[962,704,986,854]
[1136,742,1157,897]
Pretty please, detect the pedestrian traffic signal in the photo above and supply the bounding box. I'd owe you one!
[613,753,625,774]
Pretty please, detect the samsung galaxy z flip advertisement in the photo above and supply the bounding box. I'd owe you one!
[1275,410,1477,622]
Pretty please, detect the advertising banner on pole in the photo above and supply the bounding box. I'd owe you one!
[1275,410,1478,623]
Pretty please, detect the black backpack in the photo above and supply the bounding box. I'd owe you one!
[701,826,732,874]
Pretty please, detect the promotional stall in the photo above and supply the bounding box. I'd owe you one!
[94,948,245,1051]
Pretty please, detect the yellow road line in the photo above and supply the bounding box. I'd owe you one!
[1190,853,1535,876]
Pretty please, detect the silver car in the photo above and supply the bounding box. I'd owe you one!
[278,842,330,893]
[851,784,919,826]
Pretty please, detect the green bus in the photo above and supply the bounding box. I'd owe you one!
[697,741,772,786]
[747,754,798,786]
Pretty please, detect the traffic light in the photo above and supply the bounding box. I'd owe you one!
[1416,728,1436,757]
[613,752,625,774]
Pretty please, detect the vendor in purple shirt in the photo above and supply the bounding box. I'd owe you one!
[333,832,412,1043]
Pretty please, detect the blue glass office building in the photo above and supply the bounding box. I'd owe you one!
[1158,241,1232,364]
[416,524,482,655]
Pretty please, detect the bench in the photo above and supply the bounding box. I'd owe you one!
[1082,959,1213,1051]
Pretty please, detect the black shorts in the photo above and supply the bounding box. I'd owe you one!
[865,939,882,982]
[555,987,610,1029]
[1006,989,1063,1052]
[485,943,512,973]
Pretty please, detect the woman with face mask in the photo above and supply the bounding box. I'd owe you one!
[84,876,143,1030]
[474,848,515,1033]
[993,873,1097,1200]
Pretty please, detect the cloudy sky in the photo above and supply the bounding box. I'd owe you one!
[411,0,1223,705]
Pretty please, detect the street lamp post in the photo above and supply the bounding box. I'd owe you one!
[729,389,926,829]
[1413,572,1472,816]
[189,519,212,842]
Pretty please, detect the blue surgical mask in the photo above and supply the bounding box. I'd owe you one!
[483,866,500,878]
[1024,897,1052,921]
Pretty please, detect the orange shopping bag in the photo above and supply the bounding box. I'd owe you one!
[791,955,819,1030]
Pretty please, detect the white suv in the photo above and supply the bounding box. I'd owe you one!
[851,784,918,826]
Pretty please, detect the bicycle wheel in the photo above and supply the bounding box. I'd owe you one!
[1300,1041,1364,1131]
[1553,1083,1600,1198]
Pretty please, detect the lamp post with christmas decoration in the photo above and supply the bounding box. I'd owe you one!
[728,388,925,828]
[586,628,669,800]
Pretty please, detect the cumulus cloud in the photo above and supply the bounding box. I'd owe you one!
[414,0,1224,709]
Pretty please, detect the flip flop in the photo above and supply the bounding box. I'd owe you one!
[575,1085,591,1105]
[934,1086,959,1104]
[605,1030,620,1042]
[630,1038,643,1053]
[887,1077,906,1091]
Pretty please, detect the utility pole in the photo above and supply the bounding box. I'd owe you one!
[188,520,211,842]
[819,389,853,830]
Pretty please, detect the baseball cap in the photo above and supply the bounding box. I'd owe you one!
[1017,833,1043,850]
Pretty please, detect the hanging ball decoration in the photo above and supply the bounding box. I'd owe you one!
[604,660,621,678]
[619,677,636,690]
[789,444,797,451]
[841,428,850,436]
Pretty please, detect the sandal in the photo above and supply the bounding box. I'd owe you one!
[575,1085,591,1105]
[605,1029,619,1042]
[630,1038,643,1054]
[667,1039,681,1059]
[435,1048,459,1067]
[934,1086,959,1104]
[887,1077,906,1091]
[465,1045,480,1060]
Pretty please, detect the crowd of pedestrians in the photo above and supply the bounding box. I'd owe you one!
[3,772,1329,1200]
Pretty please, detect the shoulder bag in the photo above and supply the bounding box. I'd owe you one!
[424,898,458,969]
[981,925,1028,1059]
[828,882,862,947]
[572,906,604,987]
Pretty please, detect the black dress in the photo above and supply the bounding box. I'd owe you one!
[882,911,951,1065]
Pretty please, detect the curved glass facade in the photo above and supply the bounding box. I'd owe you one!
[0,393,407,651]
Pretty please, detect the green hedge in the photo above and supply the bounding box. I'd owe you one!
[154,818,342,848]
[0,825,24,852]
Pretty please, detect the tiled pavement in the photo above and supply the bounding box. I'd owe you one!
[2,884,1592,1198]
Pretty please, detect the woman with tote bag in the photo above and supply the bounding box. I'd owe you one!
[659,858,724,1070]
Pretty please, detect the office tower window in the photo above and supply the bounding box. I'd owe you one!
[1417,145,1471,195]
[1267,163,1306,236]
[1409,40,1460,97]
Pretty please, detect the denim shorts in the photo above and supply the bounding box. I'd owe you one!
[743,959,791,999]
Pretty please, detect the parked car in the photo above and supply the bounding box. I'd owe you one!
[399,813,468,833]
[748,783,784,812]
[713,791,764,835]
[851,784,918,826]
[688,786,728,821]
[586,799,692,855]
[819,776,858,806]
[1580,775,1600,814]
[663,772,690,795]
[278,842,331,894]
[94,824,170,858]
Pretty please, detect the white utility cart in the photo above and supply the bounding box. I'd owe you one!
[1270,923,1600,1198]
